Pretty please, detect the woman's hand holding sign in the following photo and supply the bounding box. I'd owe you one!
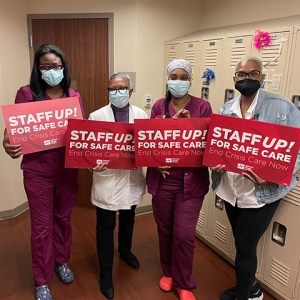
[173,109,191,119]
[91,163,108,172]
[211,164,226,173]
[212,164,272,186]
[156,166,171,178]
[242,169,271,186]
[3,129,22,159]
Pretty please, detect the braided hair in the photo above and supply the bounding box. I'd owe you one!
[164,90,172,118]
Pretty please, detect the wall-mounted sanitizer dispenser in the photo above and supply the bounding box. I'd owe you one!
[272,222,287,246]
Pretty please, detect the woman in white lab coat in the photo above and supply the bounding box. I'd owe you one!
[88,73,147,300]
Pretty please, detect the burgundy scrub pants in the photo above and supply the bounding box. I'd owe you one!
[152,186,204,290]
[23,170,78,286]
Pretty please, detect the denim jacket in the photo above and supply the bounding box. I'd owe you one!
[212,89,300,204]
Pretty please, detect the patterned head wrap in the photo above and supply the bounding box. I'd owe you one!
[166,59,192,77]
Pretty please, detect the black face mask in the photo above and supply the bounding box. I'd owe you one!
[235,79,261,97]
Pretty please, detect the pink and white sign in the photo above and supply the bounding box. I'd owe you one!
[2,97,83,154]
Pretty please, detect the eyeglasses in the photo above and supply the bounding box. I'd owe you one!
[39,64,63,71]
[234,70,261,81]
[107,87,129,95]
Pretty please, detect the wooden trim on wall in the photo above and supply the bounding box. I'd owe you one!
[0,202,29,220]
[135,205,152,216]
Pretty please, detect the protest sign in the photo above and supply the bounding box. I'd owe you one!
[134,118,210,167]
[2,97,83,154]
[203,114,300,185]
[65,118,136,169]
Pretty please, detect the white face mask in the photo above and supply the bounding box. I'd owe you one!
[109,90,130,108]
[41,69,64,87]
[167,80,190,98]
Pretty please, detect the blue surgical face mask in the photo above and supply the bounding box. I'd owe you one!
[109,90,130,108]
[167,80,190,98]
[41,69,64,87]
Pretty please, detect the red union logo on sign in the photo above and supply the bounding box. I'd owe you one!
[237,163,253,170]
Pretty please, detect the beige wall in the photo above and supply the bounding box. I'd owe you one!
[0,0,30,214]
[201,0,300,30]
[0,0,204,213]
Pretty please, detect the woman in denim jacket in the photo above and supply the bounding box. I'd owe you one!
[212,56,300,300]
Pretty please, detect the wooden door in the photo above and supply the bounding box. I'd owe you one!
[31,18,109,209]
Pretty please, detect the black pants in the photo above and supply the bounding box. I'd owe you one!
[225,200,281,300]
[96,205,136,288]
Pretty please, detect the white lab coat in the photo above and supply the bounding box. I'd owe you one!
[88,103,148,211]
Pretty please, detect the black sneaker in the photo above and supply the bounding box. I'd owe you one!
[219,283,263,300]
[249,283,263,300]
[220,286,237,300]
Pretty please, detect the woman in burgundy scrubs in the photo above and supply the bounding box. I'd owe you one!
[3,44,84,300]
[146,59,212,300]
